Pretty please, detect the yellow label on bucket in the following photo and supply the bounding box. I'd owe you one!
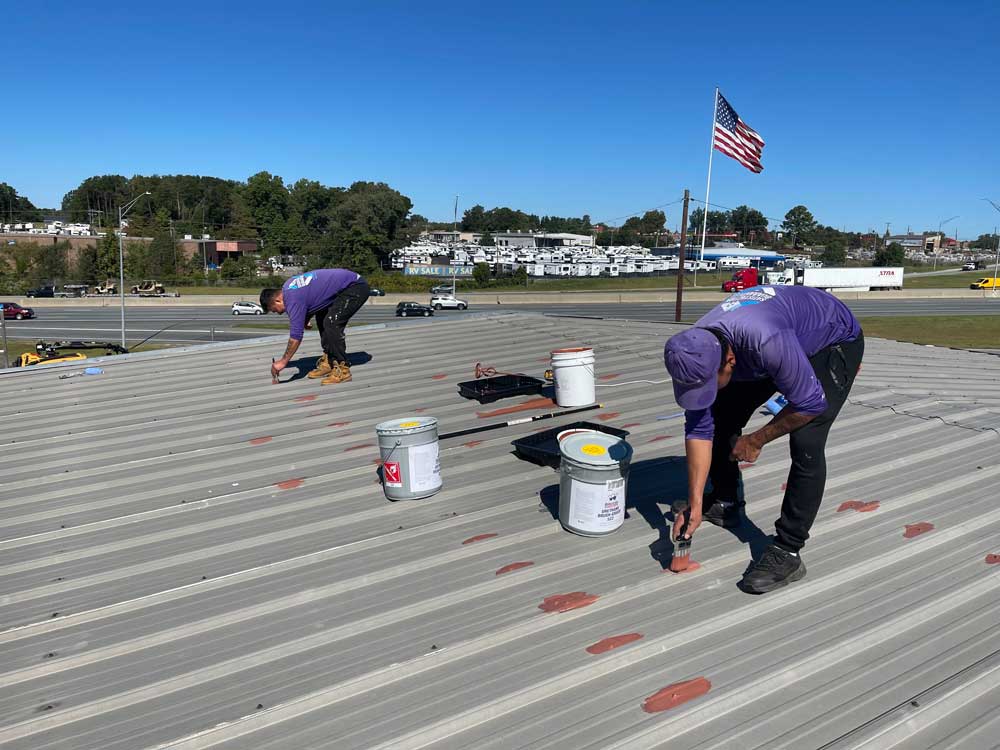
[580,443,607,456]
[398,421,420,428]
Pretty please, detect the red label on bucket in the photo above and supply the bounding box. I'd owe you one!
[384,461,402,487]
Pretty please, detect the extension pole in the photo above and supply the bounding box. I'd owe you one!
[438,403,602,441]
[675,189,690,322]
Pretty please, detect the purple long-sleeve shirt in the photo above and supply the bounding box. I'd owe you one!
[282,269,363,341]
[683,285,861,440]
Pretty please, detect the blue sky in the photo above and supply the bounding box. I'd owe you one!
[6,0,1000,236]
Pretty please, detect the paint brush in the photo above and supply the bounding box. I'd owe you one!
[271,357,279,385]
[670,499,691,572]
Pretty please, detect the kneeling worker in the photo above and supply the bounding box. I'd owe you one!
[663,284,864,594]
[260,268,370,385]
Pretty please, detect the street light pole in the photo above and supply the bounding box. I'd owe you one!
[118,192,151,349]
[935,215,959,271]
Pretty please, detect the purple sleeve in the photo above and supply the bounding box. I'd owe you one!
[759,331,827,416]
[286,296,308,341]
[684,408,715,441]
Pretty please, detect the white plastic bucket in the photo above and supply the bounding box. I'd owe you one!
[375,416,442,501]
[558,430,632,536]
[551,347,596,407]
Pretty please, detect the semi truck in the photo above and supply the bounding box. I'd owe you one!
[723,266,903,293]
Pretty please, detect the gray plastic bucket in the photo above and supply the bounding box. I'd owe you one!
[375,416,442,501]
[558,430,632,536]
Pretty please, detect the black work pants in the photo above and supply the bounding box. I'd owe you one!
[313,280,370,364]
[708,333,865,552]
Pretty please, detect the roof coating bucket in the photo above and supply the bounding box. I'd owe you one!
[558,430,632,536]
[551,347,595,407]
[375,416,442,501]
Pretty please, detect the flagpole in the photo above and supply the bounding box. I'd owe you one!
[695,87,719,288]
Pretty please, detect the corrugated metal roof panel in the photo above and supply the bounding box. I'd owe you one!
[1,314,998,749]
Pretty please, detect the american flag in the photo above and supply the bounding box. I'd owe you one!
[713,91,765,173]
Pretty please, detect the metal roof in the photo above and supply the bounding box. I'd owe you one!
[1,312,998,749]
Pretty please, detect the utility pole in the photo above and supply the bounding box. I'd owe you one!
[453,195,459,238]
[675,189,690,322]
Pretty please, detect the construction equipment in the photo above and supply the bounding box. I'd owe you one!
[131,280,167,295]
[14,340,128,367]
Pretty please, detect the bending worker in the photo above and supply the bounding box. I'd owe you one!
[260,268,370,385]
[663,284,864,594]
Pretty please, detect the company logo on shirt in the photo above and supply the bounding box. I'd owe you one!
[721,285,776,312]
[287,273,314,290]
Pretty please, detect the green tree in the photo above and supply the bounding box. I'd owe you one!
[638,210,666,237]
[124,242,149,279]
[338,226,380,274]
[220,257,241,279]
[479,231,494,246]
[875,242,906,267]
[147,230,178,277]
[971,233,999,250]
[782,205,817,245]
[688,208,729,236]
[729,205,769,242]
[472,262,492,287]
[462,205,487,231]
[819,239,846,266]
[97,231,120,280]
[75,244,99,283]
[513,265,528,284]
[0,182,42,223]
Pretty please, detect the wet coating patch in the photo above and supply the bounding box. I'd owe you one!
[621,422,641,429]
[837,500,880,513]
[986,554,1000,565]
[664,561,701,574]
[463,440,484,448]
[538,592,598,613]
[328,421,352,428]
[495,561,534,576]
[738,463,755,470]
[462,533,498,545]
[344,443,375,452]
[275,478,304,490]
[903,522,934,539]
[249,436,273,446]
[431,374,448,380]
[648,435,671,443]
[596,412,621,422]
[294,395,318,403]
[599,373,621,381]
[477,398,555,419]
[586,633,643,654]
[642,677,712,713]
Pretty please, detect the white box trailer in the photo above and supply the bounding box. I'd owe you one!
[793,267,903,291]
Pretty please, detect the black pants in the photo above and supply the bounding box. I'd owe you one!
[708,334,865,552]
[313,280,370,364]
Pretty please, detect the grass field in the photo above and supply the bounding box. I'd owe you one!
[858,316,1000,350]
[903,271,999,289]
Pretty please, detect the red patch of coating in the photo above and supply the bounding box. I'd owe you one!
[781,483,788,491]
[328,421,351,428]
[599,373,621,381]
[495,561,534,576]
[664,561,701,574]
[985,554,1000,565]
[371,458,383,465]
[275,478,304,490]
[838,500,880,513]
[414,407,427,413]
[344,443,375,452]
[463,440,484,448]
[642,677,712,713]
[738,463,754,470]
[538,592,599,613]
[477,397,556,419]
[431,373,448,380]
[586,633,643,654]
[904,522,934,539]
[462,533,498,545]
[597,412,621,422]
[648,435,671,443]
[249,436,273,446]
[621,422,641,428]
[294,395,318,403]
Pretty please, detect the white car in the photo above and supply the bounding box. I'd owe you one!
[231,300,264,315]
[429,295,468,311]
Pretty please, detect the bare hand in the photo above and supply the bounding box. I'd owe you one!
[271,358,288,378]
[731,434,762,463]
[672,502,702,541]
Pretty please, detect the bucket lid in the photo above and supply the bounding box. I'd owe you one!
[559,430,632,466]
[551,347,593,356]
[375,415,438,435]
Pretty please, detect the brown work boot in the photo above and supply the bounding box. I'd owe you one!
[321,362,352,385]
[307,354,332,379]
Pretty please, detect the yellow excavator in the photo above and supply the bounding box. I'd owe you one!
[15,340,129,367]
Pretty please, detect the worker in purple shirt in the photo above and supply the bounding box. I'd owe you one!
[260,268,370,385]
[663,285,864,594]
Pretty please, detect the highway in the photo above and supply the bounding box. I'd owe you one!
[2,297,999,346]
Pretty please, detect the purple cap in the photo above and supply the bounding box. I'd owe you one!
[663,328,722,410]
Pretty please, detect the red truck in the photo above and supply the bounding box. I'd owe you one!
[722,267,758,292]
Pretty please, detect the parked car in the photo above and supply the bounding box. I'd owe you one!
[429,295,468,311]
[369,287,386,296]
[962,262,977,271]
[1,302,35,320]
[231,300,264,315]
[396,301,434,317]
[25,285,55,298]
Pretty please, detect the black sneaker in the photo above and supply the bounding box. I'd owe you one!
[738,544,806,594]
[702,498,744,529]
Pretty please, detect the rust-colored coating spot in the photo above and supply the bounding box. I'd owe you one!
[664,561,701,574]
[642,677,712,713]
[328,421,351,428]
[904,522,934,539]
[538,592,599,613]
[414,407,427,413]
[431,374,448,380]
[275,478,304,490]
[462,533,498,545]
[596,412,621,421]
[249,436,273,446]
[599,373,621,381]
[738,463,754,470]
[621,422,641,428]
[463,440,484,448]
[781,483,788,491]
[586,633,643,654]
[344,443,375,452]
[495,561,534,576]
[371,458,383,465]
[294,395,318,403]
[477,397,555,419]
[986,554,1000,565]
[648,435,671,443]
[838,500,880,513]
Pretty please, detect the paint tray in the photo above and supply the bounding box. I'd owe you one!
[511,421,630,469]
[457,374,546,404]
